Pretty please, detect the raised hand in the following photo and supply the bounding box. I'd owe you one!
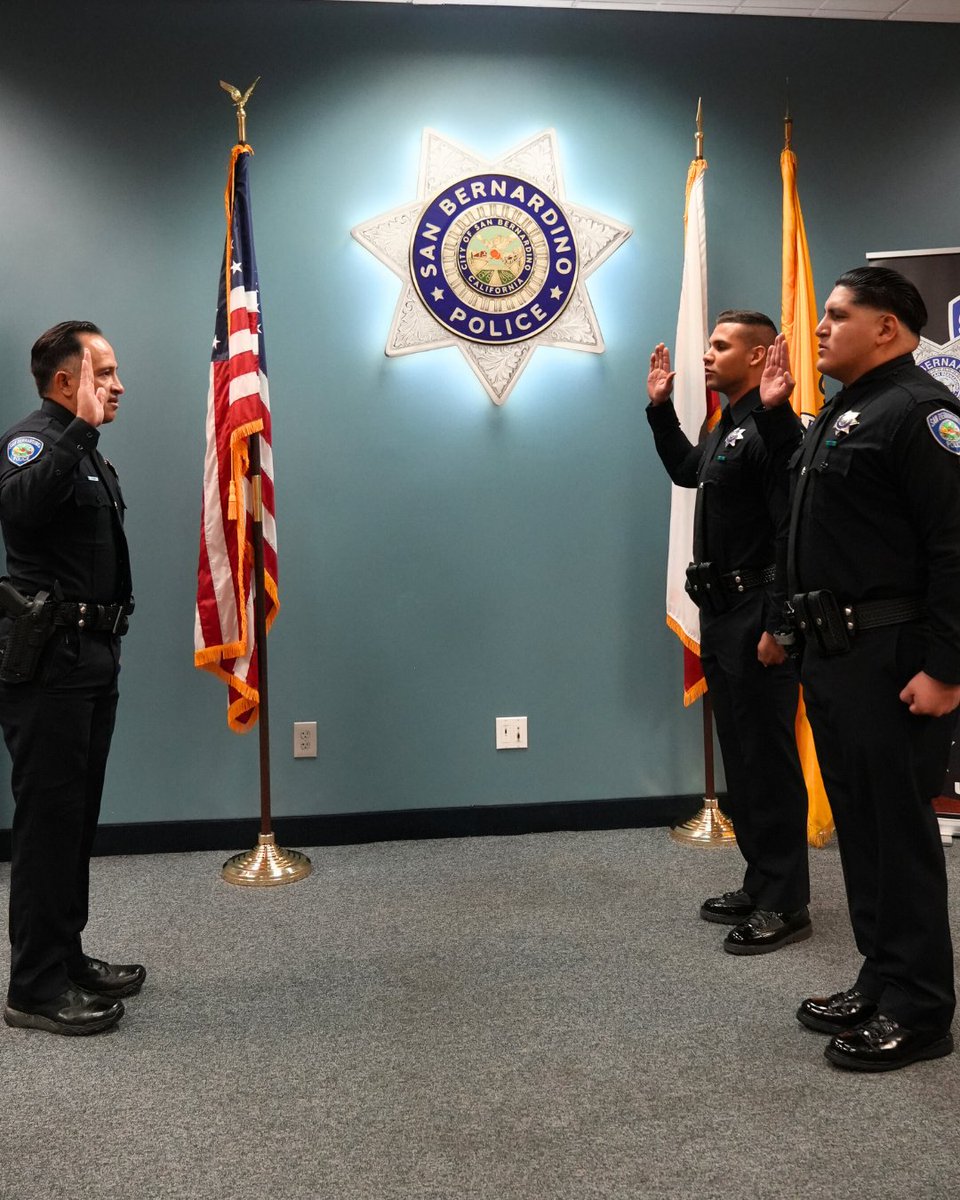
[759,333,795,409]
[75,347,106,428]
[647,343,676,405]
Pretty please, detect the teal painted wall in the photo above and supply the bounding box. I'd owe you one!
[1,1,958,827]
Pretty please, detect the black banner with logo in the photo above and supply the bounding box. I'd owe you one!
[866,247,960,344]
[866,249,960,811]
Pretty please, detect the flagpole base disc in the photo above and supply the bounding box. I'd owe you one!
[222,833,312,886]
[670,796,736,847]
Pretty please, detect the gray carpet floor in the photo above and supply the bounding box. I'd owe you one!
[0,828,958,1200]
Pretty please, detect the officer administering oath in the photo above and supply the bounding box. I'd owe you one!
[763,267,960,1071]
[0,321,143,1036]
[646,311,811,954]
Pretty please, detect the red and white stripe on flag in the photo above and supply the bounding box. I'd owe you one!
[666,158,719,706]
[195,145,279,732]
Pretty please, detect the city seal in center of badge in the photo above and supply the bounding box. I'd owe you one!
[410,173,579,345]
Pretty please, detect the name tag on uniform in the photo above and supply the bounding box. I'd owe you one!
[87,475,100,481]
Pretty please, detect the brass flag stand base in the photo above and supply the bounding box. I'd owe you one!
[670,695,736,847]
[670,796,736,847]
[222,833,312,887]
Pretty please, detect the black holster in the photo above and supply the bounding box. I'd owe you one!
[0,578,57,683]
[685,562,729,617]
[790,590,852,657]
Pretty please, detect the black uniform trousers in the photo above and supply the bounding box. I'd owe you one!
[700,592,810,912]
[801,625,956,1032]
[0,627,120,1005]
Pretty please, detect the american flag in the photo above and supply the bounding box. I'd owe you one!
[195,145,279,731]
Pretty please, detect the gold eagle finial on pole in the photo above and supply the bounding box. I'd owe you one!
[219,76,260,143]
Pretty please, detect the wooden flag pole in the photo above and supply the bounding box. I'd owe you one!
[784,77,792,151]
[249,433,274,838]
[218,80,310,886]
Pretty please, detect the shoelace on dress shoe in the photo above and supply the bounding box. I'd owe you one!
[826,988,864,1009]
[857,1015,900,1048]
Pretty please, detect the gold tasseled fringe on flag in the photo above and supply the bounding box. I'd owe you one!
[665,615,708,708]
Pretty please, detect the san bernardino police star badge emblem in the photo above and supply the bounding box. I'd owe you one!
[352,129,631,405]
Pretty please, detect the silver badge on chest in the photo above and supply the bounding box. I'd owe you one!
[834,410,860,437]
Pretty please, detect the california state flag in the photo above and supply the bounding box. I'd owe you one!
[666,157,720,705]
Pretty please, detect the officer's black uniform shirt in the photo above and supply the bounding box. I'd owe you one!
[647,387,803,629]
[0,399,131,604]
[789,354,960,683]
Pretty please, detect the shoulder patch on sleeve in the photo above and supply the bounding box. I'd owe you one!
[926,409,960,455]
[6,436,44,467]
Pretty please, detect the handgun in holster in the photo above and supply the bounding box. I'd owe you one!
[685,562,729,617]
[0,578,57,683]
[789,590,852,656]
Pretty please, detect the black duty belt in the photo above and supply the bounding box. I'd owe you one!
[721,564,776,593]
[53,601,129,635]
[791,590,923,656]
[686,562,776,615]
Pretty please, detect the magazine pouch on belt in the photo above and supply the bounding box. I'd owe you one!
[791,590,852,656]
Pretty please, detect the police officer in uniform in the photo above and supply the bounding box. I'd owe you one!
[764,267,960,1071]
[0,321,143,1036]
[646,311,811,953]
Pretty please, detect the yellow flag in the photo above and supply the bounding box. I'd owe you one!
[780,144,834,848]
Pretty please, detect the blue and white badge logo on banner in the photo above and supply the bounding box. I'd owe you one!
[352,129,631,405]
[916,293,960,400]
[916,336,960,401]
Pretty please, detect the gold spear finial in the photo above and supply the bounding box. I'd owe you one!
[219,76,260,144]
[695,96,704,161]
[784,78,792,151]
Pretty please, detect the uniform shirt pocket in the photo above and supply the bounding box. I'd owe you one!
[74,479,110,507]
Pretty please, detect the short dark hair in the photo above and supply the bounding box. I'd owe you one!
[835,267,927,336]
[715,310,778,336]
[30,320,102,397]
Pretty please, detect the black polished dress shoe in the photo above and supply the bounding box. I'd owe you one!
[723,906,812,955]
[825,1014,954,1072]
[4,986,124,1036]
[700,889,754,925]
[797,988,878,1034]
[68,956,146,998]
